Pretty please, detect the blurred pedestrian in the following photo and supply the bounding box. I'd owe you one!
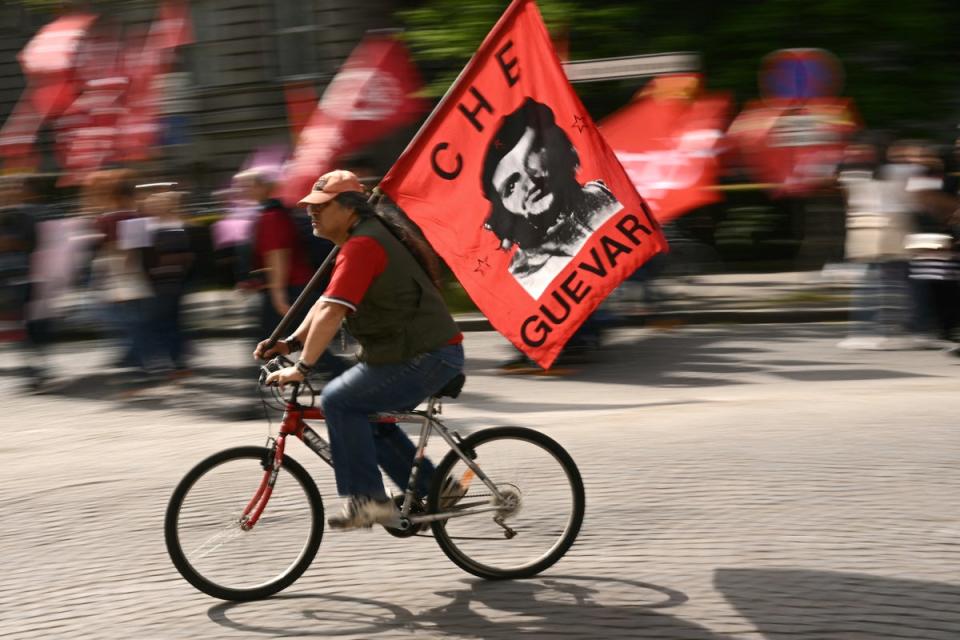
[234,167,313,333]
[902,143,960,346]
[0,174,46,390]
[210,180,257,289]
[136,190,196,376]
[89,169,152,371]
[233,167,346,417]
[837,138,913,349]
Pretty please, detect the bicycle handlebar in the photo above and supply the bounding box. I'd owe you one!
[258,355,308,405]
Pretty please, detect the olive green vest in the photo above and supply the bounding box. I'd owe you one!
[344,217,459,364]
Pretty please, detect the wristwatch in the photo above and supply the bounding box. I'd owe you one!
[295,359,314,376]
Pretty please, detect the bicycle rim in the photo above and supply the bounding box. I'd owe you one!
[430,428,584,579]
[166,447,323,600]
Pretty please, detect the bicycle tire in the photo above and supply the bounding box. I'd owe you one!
[428,426,585,580]
[165,446,324,601]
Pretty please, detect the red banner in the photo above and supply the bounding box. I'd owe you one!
[0,13,96,168]
[54,26,127,185]
[727,98,859,196]
[284,82,318,140]
[114,0,193,162]
[278,34,428,207]
[379,0,667,368]
[51,1,192,182]
[600,75,730,223]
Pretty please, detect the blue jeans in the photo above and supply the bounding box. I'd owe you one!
[320,342,465,500]
[850,261,907,336]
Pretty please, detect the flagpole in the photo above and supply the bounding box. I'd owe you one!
[263,245,339,350]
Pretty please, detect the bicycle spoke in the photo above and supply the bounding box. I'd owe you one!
[431,429,584,579]
[188,519,245,560]
[168,450,321,596]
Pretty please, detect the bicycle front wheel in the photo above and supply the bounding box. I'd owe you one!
[428,426,585,580]
[165,446,324,601]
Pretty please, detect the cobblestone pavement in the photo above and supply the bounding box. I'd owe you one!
[1,324,958,639]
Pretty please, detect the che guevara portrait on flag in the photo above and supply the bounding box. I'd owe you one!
[482,98,622,298]
[379,0,668,368]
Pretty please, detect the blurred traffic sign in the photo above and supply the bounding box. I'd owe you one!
[760,48,842,101]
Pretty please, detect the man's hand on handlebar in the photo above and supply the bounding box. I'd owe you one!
[254,338,289,361]
[264,365,305,388]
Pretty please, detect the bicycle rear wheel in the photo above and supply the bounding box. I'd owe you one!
[428,426,584,580]
[165,446,324,601]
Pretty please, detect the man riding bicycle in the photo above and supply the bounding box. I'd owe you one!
[256,170,465,530]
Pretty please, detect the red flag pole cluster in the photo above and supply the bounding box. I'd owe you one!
[0,1,192,183]
[0,13,97,170]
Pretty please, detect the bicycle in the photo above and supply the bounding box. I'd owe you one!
[164,355,586,601]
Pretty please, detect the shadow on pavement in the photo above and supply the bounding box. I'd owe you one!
[470,324,938,389]
[8,324,940,420]
[715,568,960,640]
[207,575,732,639]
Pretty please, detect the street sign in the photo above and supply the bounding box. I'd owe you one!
[760,48,842,101]
[563,52,700,83]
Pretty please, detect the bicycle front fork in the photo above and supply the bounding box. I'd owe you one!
[239,435,288,530]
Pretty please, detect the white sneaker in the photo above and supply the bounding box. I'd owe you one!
[327,496,400,530]
[837,336,879,350]
[865,336,913,351]
[439,476,469,509]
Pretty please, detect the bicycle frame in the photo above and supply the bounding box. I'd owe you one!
[241,395,508,533]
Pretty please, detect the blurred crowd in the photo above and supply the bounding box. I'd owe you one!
[837,135,960,352]
[0,163,349,398]
[0,169,199,391]
[2,130,960,395]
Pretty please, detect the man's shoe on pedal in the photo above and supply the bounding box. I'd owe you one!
[327,496,400,530]
[439,477,468,509]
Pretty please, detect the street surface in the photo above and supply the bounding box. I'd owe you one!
[1,323,958,639]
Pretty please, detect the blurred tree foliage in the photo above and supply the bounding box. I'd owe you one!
[399,0,960,134]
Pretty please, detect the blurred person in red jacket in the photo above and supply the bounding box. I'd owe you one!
[233,168,347,418]
[235,167,314,336]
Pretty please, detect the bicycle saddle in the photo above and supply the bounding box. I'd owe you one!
[434,373,466,399]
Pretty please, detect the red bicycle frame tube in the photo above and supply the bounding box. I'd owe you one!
[239,402,401,530]
[240,406,310,530]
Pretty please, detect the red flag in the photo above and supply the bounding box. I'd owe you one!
[114,1,193,162]
[277,34,428,206]
[54,27,128,185]
[727,98,859,196]
[0,13,96,168]
[112,31,159,162]
[379,0,667,368]
[283,81,318,140]
[146,0,193,55]
[600,75,730,223]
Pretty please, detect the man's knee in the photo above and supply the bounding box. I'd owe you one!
[320,381,361,415]
[319,389,343,415]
